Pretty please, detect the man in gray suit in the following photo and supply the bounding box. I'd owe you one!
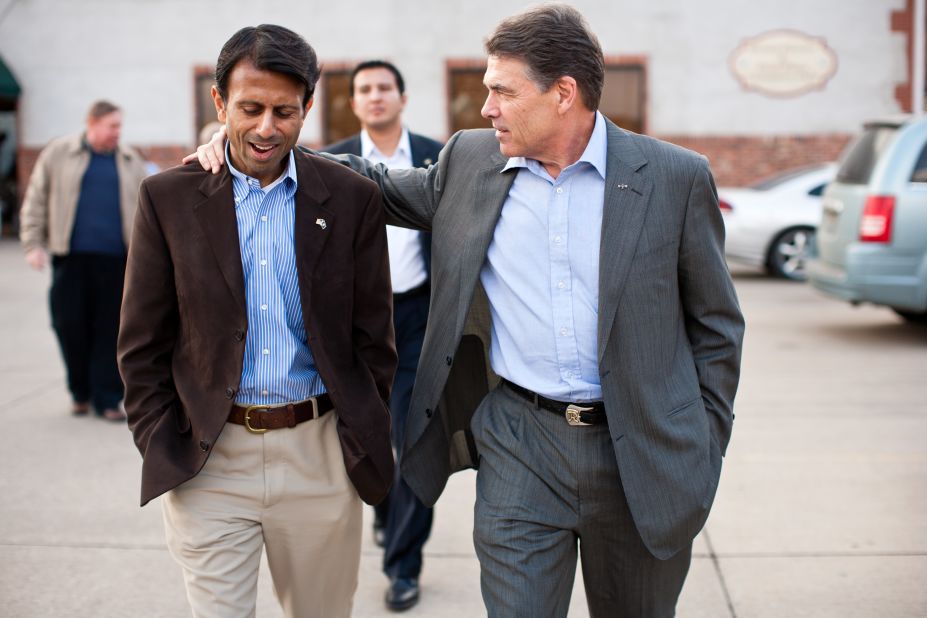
[194,5,744,616]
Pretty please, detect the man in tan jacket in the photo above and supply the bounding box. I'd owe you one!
[20,100,148,421]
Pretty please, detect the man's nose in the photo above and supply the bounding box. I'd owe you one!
[256,110,276,136]
[480,93,497,119]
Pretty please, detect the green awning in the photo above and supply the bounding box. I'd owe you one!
[0,57,21,99]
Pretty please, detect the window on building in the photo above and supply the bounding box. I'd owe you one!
[448,62,490,134]
[321,68,360,146]
[600,62,646,134]
[446,58,647,136]
[194,67,218,143]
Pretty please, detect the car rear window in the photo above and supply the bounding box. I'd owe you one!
[910,143,927,182]
[835,125,897,185]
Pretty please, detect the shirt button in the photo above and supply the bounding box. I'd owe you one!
[261,389,269,396]
[262,348,270,355]
[199,440,209,452]
[560,328,568,336]
[556,187,563,194]
[261,215,268,222]
[234,197,241,203]
[260,259,267,266]
[557,281,565,289]
[554,236,562,244]
[260,304,268,311]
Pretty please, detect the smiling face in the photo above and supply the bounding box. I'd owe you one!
[350,67,406,132]
[212,59,311,186]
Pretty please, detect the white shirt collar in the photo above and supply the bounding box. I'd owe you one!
[502,111,608,181]
[360,127,412,161]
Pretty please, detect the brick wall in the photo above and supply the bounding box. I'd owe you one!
[658,134,853,186]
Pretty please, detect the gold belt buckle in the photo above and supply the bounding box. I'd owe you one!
[243,405,270,434]
[565,404,594,427]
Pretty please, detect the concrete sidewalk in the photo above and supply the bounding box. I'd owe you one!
[1,237,925,617]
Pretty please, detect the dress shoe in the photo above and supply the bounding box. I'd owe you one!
[373,521,386,548]
[100,407,127,422]
[71,401,90,416]
[385,577,419,612]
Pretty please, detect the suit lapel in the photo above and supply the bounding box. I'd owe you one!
[292,152,334,294]
[597,122,653,359]
[194,170,246,310]
[455,154,515,333]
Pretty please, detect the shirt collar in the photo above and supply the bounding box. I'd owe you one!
[360,127,411,160]
[226,142,298,207]
[501,111,608,181]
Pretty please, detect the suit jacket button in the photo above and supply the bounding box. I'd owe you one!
[234,330,244,341]
[225,387,235,399]
[425,408,433,418]
[199,440,209,451]
[446,356,452,365]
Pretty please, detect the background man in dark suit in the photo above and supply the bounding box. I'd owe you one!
[193,6,744,616]
[119,25,395,618]
[325,60,442,613]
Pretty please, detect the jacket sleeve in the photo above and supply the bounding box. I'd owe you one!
[352,186,398,403]
[18,145,54,251]
[311,131,465,232]
[678,158,745,456]
[117,179,180,457]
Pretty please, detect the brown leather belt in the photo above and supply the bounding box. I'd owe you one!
[502,379,607,426]
[228,394,333,434]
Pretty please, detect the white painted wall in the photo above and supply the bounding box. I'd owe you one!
[0,0,907,147]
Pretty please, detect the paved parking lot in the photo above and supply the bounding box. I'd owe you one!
[0,237,925,617]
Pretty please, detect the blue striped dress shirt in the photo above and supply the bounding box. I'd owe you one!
[227,148,326,405]
[480,111,608,402]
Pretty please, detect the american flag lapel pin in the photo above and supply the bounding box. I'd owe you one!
[617,183,629,190]
[315,218,327,230]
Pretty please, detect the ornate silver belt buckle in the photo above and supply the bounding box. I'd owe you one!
[565,404,593,426]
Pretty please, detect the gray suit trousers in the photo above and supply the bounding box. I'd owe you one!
[472,384,692,618]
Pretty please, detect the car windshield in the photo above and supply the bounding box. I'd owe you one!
[750,165,829,191]
[835,124,898,184]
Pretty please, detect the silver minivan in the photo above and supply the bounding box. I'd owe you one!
[808,116,927,322]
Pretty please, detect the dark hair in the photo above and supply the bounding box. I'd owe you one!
[215,24,320,105]
[87,100,120,120]
[349,60,405,97]
[485,3,604,110]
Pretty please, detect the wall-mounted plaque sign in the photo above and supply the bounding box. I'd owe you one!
[730,30,837,97]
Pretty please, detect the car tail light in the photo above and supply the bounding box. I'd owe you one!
[718,199,733,213]
[859,195,895,243]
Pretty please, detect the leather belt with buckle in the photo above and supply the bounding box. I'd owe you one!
[502,379,607,426]
[228,394,333,434]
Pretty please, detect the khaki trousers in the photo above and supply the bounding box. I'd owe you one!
[162,410,362,618]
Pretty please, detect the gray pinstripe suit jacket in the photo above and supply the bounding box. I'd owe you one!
[336,118,745,560]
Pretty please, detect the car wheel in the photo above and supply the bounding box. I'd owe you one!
[766,226,815,281]
[892,308,927,324]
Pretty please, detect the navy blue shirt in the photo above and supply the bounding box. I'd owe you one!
[69,150,125,255]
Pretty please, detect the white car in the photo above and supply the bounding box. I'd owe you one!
[718,163,836,280]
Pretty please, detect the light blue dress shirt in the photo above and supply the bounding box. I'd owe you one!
[227,147,326,405]
[480,112,608,402]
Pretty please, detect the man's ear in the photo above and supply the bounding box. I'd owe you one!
[555,76,579,115]
[211,85,227,123]
[303,96,314,118]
